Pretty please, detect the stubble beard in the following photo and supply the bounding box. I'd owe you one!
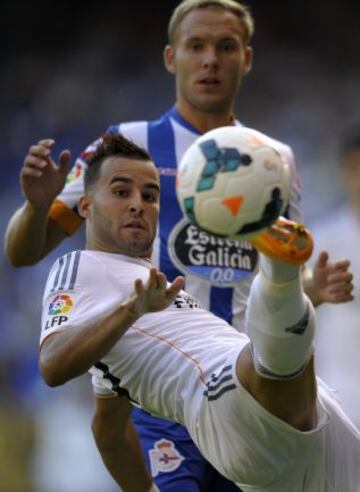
[119,234,153,258]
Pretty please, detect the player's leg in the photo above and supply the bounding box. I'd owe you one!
[132,408,212,491]
[249,217,315,378]
[238,217,317,429]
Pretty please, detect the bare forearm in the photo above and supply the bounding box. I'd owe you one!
[92,399,153,492]
[99,446,152,491]
[4,201,50,266]
[95,422,152,491]
[40,268,184,386]
[40,301,139,386]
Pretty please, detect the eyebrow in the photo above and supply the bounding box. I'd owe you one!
[109,176,160,192]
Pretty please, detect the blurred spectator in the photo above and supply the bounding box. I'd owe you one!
[310,125,360,429]
[31,378,118,492]
[0,361,36,492]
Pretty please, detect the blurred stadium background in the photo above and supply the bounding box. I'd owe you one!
[0,1,359,491]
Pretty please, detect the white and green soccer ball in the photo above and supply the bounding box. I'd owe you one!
[176,126,290,241]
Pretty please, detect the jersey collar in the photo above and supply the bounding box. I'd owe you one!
[167,106,241,135]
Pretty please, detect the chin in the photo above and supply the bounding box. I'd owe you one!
[130,241,152,257]
[194,97,229,113]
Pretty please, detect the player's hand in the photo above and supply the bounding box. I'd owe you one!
[130,268,185,317]
[308,251,354,306]
[20,139,71,209]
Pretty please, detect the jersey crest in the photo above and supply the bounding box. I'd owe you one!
[149,439,184,477]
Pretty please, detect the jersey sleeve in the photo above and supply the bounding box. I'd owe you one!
[40,250,130,347]
[40,251,94,346]
[40,250,140,398]
[48,137,102,235]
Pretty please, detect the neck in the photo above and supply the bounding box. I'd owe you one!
[175,102,235,134]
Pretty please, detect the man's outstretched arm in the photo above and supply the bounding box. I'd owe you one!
[4,139,70,266]
[40,268,185,387]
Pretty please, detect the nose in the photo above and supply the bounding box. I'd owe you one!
[202,46,219,69]
[129,191,144,215]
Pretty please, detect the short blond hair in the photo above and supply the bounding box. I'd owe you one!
[168,0,254,46]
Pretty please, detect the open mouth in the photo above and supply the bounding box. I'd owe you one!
[199,77,220,85]
[124,221,146,230]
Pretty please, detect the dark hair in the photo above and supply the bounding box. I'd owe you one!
[84,133,152,191]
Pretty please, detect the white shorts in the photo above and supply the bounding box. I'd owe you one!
[187,347,360,492]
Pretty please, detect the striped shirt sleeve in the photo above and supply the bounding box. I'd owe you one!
[40,250,91,346]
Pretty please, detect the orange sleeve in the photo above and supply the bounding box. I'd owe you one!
[49,198,83,236]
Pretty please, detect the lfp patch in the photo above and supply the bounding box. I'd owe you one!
[149,439,184,477]
[48,294,73,316]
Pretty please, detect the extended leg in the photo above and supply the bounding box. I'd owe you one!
[237,218,317,430]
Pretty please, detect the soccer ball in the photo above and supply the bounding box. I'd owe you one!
[176,126,291,241]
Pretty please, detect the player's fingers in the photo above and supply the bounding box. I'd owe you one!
[37,138,55,148]
[24,154,49,170]
[326,281,354,295]
[316,251,329,268]
[328,285,354,296]
[330,292,354,303]
[134,278,144,295]
[333,260,351,272]
[156,272,168,290]
[21,165,44,179]
[58,150,71,175]
[327,271,353,285]
[28,144,52,160]
[167,276,184,300]
[147,268,159,288]
[323,285,353,302]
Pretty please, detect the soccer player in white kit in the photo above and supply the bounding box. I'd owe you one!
[39,133,360,492]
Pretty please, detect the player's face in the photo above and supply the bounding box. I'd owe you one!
[81,157,160,258]
[165,7,252,116]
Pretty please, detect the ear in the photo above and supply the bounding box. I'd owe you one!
[163,44,176,75]
[78,195,91,219]
[242,46,253,76]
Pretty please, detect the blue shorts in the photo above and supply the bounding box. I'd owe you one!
[132,407,242,491]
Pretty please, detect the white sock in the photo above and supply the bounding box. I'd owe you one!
[246,263,315,379]
[259,252,300,283]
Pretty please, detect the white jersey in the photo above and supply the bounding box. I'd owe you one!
[49,107,302,331]
[40,250,248,424]
[40,250,360,491]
